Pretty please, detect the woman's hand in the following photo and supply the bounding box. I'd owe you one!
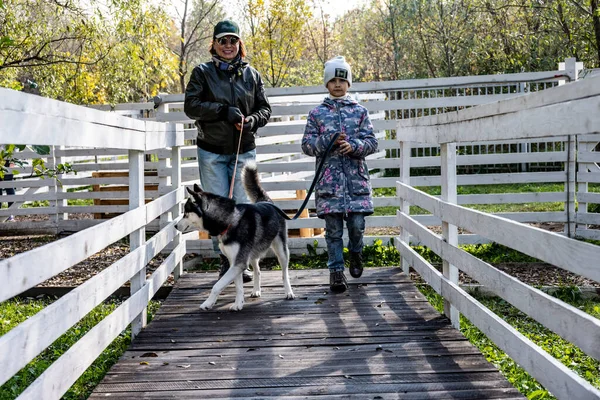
[235,116,254,132]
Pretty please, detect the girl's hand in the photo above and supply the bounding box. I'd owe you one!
[335,133,352,155]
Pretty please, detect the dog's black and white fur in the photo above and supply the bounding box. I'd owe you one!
[175,162,295,311]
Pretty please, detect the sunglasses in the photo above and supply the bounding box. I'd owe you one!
[216,36,239,46]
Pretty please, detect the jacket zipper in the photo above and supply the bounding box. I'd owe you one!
[335,102,349,218]
[230,75,236,153]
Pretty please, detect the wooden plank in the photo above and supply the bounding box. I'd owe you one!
[101,356,498,382]
[0,223,180,387]
[398,84,600,144]
[0,248,145,387]
[0,207,146,302]
[18,241,185,399]
[90,379,522,399]
[397,211,600,359]
[398,74,598,131]
[396,243,600,400]
[118,340,482,360]
[264,70,563,96]
[397,182,600,282]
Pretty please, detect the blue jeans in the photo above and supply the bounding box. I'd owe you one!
[196,147,256,253]
[324,213,365,272]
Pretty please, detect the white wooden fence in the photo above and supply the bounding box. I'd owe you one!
[0,87,186,399]
[1,60,598,399]
[3,58,594,257]
[395,71,600,400]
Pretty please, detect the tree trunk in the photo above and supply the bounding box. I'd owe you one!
[592,0,600,67]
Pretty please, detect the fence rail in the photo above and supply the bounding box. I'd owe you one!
[394,62,600,400]
[3,59,593,256]
[0,87,185,399]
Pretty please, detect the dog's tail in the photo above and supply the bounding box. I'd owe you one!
[242,161,272,203]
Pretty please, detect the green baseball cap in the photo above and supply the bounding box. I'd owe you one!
[213,20,240,39]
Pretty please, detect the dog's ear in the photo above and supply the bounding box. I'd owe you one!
[186,187,195,196]
[193,183,203,193]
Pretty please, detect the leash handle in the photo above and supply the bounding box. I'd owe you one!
[229,117,245,199]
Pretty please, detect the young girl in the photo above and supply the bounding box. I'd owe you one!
[301,56,378,293]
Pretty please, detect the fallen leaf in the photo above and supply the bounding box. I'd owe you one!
[208,361,216,365]
[278,355,284,359]
[177,364,191,369]
[344,375,353,379]
[139,361,149,365]
[140,352,158,358]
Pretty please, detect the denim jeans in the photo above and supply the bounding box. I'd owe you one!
[324,213,365,272]
[196,147,256,252]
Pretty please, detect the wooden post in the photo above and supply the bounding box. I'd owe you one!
[566,135,577,238]
[296,189,313,237]
[399,141,411,275]
[441,142,460,330]
[129,149,146,338]
[158,155,169,231]
[576,139,591,239]
[561,58,579,239]
[171,126,184,280]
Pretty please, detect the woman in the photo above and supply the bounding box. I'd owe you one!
[184,20,271,281]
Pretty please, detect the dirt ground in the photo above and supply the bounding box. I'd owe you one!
[0,213,598,290]
[1,229,598,290]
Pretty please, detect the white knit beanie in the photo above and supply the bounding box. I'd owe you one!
[323,56,352,87]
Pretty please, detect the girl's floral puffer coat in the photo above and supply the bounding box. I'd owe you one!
[301,96,378,218]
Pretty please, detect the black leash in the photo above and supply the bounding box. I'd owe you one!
[266,131,341,221]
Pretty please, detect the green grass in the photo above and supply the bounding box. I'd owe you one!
[416,284,600,400]
[0,297,161,400]
[373,182,569,216]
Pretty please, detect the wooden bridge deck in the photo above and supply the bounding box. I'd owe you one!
[90,267,524,399]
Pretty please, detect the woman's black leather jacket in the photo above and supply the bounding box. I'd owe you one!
[184,61,271,155]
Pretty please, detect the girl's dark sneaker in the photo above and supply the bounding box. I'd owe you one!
[329,271,348,293]
[349,252,363,278]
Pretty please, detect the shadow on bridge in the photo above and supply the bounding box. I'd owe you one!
[90,267,524,399]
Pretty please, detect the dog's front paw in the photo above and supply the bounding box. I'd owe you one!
[229,302,244,311]
[200,300,213,310]
[285,291,296,300]
[250,290,261,298]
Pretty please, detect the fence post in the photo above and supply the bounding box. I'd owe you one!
[517,82,528,173]
[559,57,580,84]
[561,58,579,239]
[51,145,67,232]
[441,142,460,330]
[575,138,591,239]
[129,149,146,338]
[399,141,411,275]
[566,134,577,238]
[171,123,184,280]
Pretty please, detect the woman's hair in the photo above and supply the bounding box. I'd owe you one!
[209,39,247,58]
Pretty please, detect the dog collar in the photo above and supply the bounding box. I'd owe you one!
[219,224,231,236]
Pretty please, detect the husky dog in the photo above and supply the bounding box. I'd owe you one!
[175,162,295,311]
